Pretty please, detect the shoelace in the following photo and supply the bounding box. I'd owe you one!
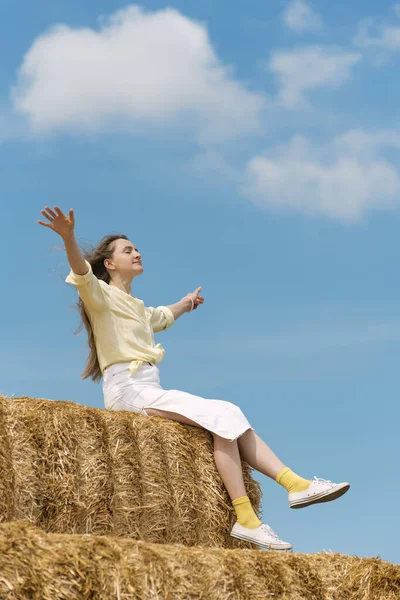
[260,524,281,541]
[312,476,333,486]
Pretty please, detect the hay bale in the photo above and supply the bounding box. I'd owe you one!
[0,522,399,600]
[0,396,261,548]
[0,402,14,522]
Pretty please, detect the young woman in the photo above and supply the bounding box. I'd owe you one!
[38,205,350,552]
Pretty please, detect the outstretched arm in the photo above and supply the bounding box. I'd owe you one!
[167,287,204,320]
[147,288,204,332]
[38,206,87,275]
[38,206,107,312]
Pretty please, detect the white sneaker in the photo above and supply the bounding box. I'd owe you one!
[289,477,350,509]
[230,522,293,551]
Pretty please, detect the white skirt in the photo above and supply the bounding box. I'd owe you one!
[102,362,254,442]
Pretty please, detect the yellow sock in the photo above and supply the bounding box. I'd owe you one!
[276,467,311,493]
[232,496,262,529]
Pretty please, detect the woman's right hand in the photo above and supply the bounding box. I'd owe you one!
[37,206,75,239]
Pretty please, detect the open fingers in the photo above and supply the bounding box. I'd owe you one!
[44,206,57,219]
[54,206,65,218]
[40,208,55,223]
[37,220,53,229]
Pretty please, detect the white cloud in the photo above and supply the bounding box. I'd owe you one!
[335,129,400,156]
[268,46,361,107]
[11,5,265,142]
[243,130,400,221]
[283,0,322,34]
[354,5,400,56]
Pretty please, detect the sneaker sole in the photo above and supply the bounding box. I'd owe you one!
[289,483,350,509]
[230,532,292,552]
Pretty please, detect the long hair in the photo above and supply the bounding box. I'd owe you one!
[76,234,128,382]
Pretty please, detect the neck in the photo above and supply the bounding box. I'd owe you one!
[109,274,133,295]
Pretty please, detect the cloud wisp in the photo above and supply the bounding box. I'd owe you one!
[243,130,400,222]
[354,4,400,59]
[268,45,361,108]
[283,0,323,34]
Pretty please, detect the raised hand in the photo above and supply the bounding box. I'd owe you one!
[37,206,75,240]
[187,286,204,310]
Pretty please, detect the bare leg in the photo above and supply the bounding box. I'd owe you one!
[237,429,286,480]
[146,408,247,500]
[212,434,247,500]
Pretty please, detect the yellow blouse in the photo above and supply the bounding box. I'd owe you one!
[65,260,174,376]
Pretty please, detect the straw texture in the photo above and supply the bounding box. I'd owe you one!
[1,521,399,600]
[1,395,398,600]
[0,395,261,548]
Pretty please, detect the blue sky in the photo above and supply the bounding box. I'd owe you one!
[1,0,400,562]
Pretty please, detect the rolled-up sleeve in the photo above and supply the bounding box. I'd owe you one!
[65,260,107,312]
[146,306,175,332]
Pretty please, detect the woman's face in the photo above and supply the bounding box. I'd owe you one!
[105,238,143,278]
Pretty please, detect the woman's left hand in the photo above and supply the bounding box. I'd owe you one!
[187,287,204,310]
